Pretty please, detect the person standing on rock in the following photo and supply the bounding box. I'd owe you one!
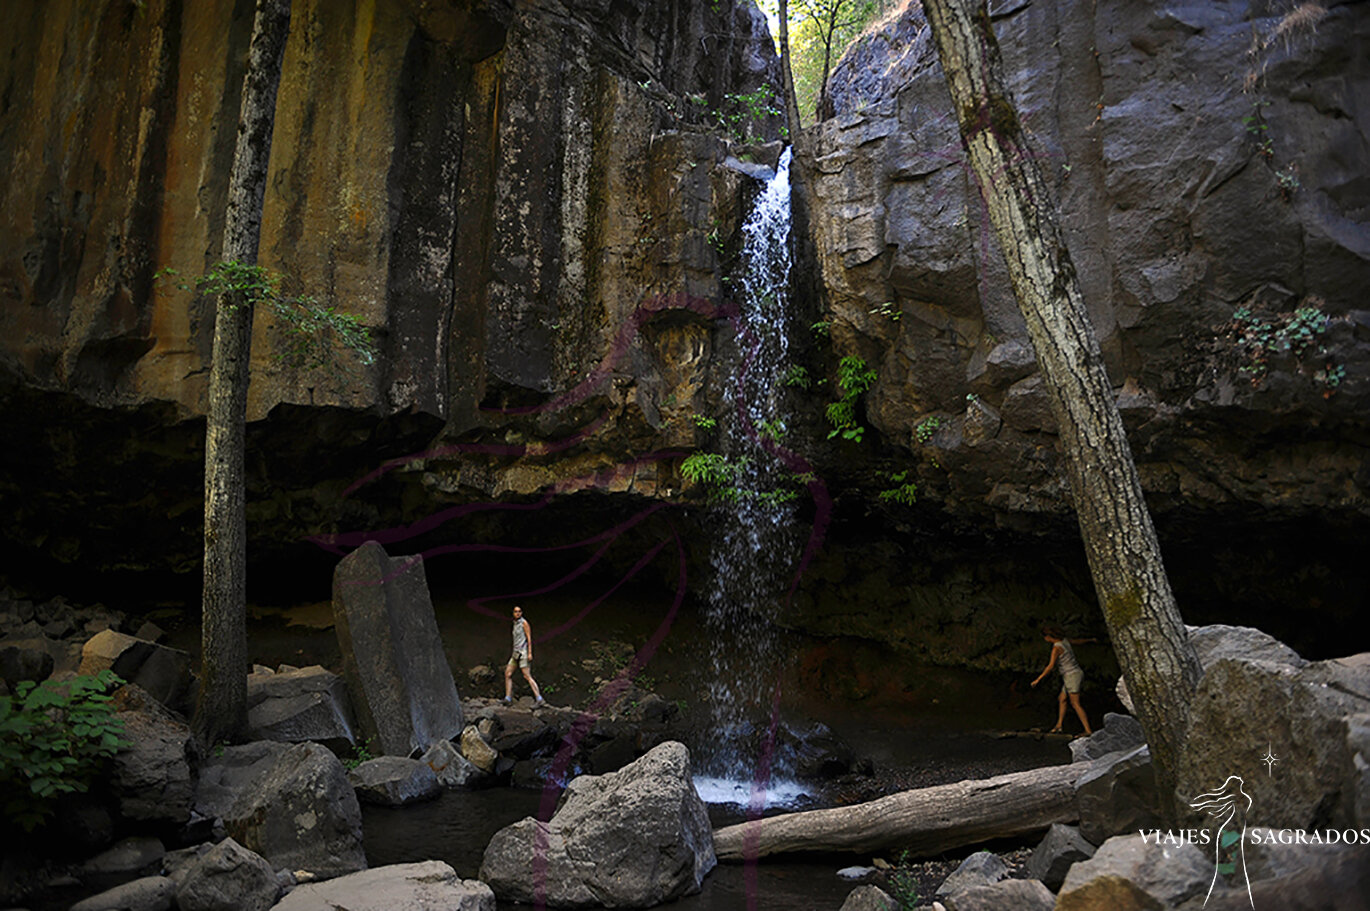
[1030,626,1093,735]
[504,605,545,706]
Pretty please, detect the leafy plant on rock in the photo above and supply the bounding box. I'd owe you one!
[0,670,128,832]
[826,355,878,442]
[1224,298,1343,396]
[877,470,918,506]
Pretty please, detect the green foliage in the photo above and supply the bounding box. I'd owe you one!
[691,413,718,431]
[869,300,901,321]
[826,355,878,442]
[0,670,128,832]
[681,452,738,486]
[914,415,944,445]
[710,86,783,142]
[343,736,375,771]
[783,364,813,389]
[886,849,920,911]
[776,0,894,125]
[161,261,377,375]
[1227,301,1342,394]
[1242,101,1273,160]
[810,320,831,338]
[877,470,917,506]
[757,418,787,442]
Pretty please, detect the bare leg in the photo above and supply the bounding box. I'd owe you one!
[1069,693,1092,734]
[1052,692,1067,732]
[504,662,514,700]
[522,667,543,702]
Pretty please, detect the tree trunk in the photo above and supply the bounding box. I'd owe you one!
[713,763,1082,860]
[778,0,802,135]
[195,0,291,747]
[919,0,1201,816]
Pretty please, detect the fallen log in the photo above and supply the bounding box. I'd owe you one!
[713,763,1082,861]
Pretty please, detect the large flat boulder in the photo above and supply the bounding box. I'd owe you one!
[480,741,715,908]
[271,861,494,911]
[245,664,356,751]
[347,755,442,806]
[331,542,463,756]
[1057,834,1210,910]
[221,741,365,881]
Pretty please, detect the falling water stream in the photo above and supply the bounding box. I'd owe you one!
[693,149,809,808]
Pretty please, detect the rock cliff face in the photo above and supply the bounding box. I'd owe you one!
[780,0,1370,662]
[0,0,782,577]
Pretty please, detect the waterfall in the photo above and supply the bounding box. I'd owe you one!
[694,149,807,808]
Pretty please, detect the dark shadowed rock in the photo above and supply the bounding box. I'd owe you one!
[174,837,279,911]
[110,684,194,825]
[245,664,356,751]
[839,884,896,911]
[1026,823,1097,890]
[271,861,494,911]
[481,741,714,907]
[81,836,165,875]
[944,878,1054,911]
[332,542,463,756]
[1070,712,1146,763]
[1178,653,1370,831]
[1057,835,1209,910]
[1176,844,1370,911]
[81,630,193,712]
[194,741,291,822]
[222,741,365,881]
[348,756,442,806]
[421,739,488,788]
[1076,746,1165,845]
[935,850,1006,897]
[69,876,176,911]
[0,636,55,687]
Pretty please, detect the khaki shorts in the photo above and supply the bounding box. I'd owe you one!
[1061,669,1084,695]
[507,653,530,671]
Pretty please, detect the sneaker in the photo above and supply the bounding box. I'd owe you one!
[503,696,512,704]
[534,698,545,707]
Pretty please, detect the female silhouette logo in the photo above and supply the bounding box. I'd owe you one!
[1190,775,1254,908]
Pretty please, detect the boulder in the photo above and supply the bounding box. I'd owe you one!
[271,861,495,911]
[174,837,280,911]
[194,741,291,822]
[934,851,1006,898]
[0,636,55,686]
[1176,844,1370,911]
[421,739,487,788]
[481,741,715,907]
[348,756,442,806]
[1057,834,1210,910]
[81,835,166,875]
[487,706,559,758]
[245,664,356,751]
[1244,827,1366,882]
[1069,712,1146,763]
[1187,623,1307,670]
[110,684,195,825]
[839,884,897,911]
[80,630,193,712]
[943,879,1054,911]
[1076,745,1165,845]
[836,866,879,881]
[1178,653,1370,831]
[460,725,499,773]
[163,843,213,887]
[331,542,463,756]
[221,741,366,881]
[1025,823,1096,890]
[69,876,176,911]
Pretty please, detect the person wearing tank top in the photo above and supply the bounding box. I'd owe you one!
[504,605,545,706]
[1031,626,1094,735]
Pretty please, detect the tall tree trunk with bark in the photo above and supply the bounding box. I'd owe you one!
[778,0,803,135]
[196,0,291,747]
[920,0,1201,814]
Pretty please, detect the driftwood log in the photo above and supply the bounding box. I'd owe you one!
[713,763,1082,861]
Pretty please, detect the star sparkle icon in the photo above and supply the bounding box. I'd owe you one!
[1260,743,1279,776]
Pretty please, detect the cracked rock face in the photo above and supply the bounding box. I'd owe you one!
[805,0,1370,523]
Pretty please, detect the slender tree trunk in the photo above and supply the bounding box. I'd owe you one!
[920,0,1201,815]
[778,0,802,135]
[195,0,291,746]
